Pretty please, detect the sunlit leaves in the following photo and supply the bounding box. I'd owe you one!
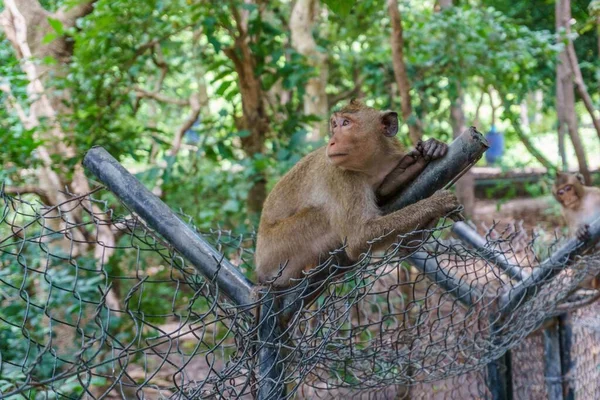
[322,0,358,17]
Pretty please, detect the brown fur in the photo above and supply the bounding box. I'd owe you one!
[255,101,458,287]
[553,172,600,288]
[553,173,600,236]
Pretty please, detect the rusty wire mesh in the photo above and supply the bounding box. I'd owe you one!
[1,187,600,399]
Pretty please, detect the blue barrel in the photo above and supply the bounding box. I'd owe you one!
[485,125,504,165]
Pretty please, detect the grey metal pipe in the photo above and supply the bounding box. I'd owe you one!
[543,321,564,400]
[499,217,600,314]
[257,291,287,399]
[408,251,481,307]
[452,221,529,281]
[83,146,256,307]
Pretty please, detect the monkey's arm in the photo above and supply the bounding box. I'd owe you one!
[377,138,448,203]
[377,154,427,200]
[345,190,460,259]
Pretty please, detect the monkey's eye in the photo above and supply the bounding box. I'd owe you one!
[342,119,349,126]
[565,185,572,192]
[331,121,337,128]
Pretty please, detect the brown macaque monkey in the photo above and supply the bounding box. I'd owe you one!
[255,100,459,287]
[553,172,600,288]
[552,172,600,242]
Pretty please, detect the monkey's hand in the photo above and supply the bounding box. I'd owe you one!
[430,190,463,221]
[576,224,591,242]
[416,138,448,161]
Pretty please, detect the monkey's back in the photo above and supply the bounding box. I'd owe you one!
[258,148,331,227]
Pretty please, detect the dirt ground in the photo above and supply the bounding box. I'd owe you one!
[473,195,565,236]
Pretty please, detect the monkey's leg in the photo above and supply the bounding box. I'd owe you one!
[256,208,335,287]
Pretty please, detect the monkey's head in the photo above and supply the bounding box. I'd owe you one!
[553,172,585,209]
[326,100,399,171]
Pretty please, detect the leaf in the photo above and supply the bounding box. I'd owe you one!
[42,33,58,44]
[216,80,233,96]
[47,17,64,35]
[321,0,356,17]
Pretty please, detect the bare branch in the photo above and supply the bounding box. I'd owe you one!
[388,0,422,144]
[1,0,46,25]
[56,0,98,28]
[2,185,51,204]
[0,82,35,129]
[134,87,189,106]
[472,91,485,128]
[170,93,203,157]
[328,76,365,107]
[565,41,600,142]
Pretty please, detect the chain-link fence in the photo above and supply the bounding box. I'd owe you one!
[2,141,600,399]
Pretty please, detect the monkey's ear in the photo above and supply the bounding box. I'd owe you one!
[575,173,585,184]
[381,111,399,137]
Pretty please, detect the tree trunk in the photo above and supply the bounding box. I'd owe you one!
[225,5,270,216]
[438,0,474,217]
[556,0,592,184]
[387,0,422,145]
[290,0,329,140]
[449,86,475,217]
[1,0,120,309]
[565,34,600,142]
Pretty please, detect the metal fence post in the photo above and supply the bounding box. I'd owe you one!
[544,319,564,400]
[257,291,287,399]
[558,314,574,400]
[487,349,512,400]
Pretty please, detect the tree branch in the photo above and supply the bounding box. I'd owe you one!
[565,41,600,142]
[56,0,98,28]
[1,0,46,26]
[328,75,365,107]
[1,185,51,205]
[0,82,35,129]
[170,93,203,157]
[388,0,422,144]
[134,87,189,106]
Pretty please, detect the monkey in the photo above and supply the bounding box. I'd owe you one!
[255,100,460,288]
[552,172,600,242]
[553,172,600,288]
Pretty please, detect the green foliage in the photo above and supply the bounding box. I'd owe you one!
[322,0,358,17]
[405,7,557,97]
[482,0,599,87]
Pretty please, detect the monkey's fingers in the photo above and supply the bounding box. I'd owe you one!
[448,212,466,222]
[576,224,591,242]
[406,149,421,158]
[425,143,438,160]
[432,144,448,159]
